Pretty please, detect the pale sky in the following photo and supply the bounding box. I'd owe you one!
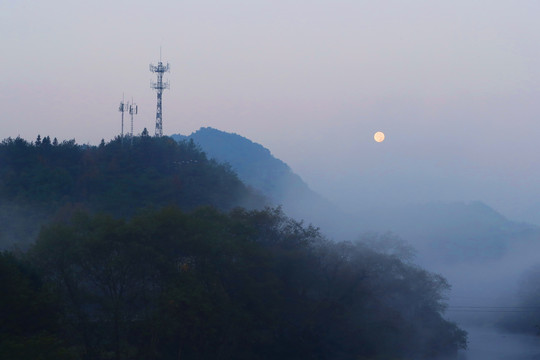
[2,0,540,222]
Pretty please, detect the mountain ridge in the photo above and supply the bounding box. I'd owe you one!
[172,128,540,264]
[171,127,355,238]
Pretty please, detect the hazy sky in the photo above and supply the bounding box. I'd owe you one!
[3,0,540,222]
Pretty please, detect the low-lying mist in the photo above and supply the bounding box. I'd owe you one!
[354,202,540,359]
[173,128,540,358]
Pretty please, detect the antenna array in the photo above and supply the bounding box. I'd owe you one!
[129,99,138,146]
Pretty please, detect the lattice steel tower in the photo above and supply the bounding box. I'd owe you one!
[150,51,170,137]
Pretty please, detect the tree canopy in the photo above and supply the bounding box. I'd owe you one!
[0,136,265,249]
[2,206,467,360]
[0,135,467,359]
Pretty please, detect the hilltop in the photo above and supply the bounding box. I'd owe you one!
[0,135,265,248]
[172,127,309,202]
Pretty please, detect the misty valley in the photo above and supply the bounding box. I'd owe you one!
[2,131,540,360]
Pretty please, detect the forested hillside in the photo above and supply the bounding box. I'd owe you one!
[0,134,467,359]
[0,135,264,248]
[2,206,466,360]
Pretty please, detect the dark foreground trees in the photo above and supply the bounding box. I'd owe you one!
[0,252,73,359]
[1,206,467,360]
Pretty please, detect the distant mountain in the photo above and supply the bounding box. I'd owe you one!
[171,128,302,200]
[171,128,357,238]
[172,129,540,263]
[516,202,540,226]
[359,201,540,264]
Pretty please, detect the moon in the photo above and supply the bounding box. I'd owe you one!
[374,131,385,143]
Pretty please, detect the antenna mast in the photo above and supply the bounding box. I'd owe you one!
[129,98,138,146]
[118,94,127,145]
[150,50,170,137]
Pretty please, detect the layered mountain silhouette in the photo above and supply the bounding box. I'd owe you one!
[359,201,540,264]
[171,128,357,238]
[172,128,307,202]
[172,128,540,264]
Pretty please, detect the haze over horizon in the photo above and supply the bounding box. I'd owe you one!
[3,1,540,223]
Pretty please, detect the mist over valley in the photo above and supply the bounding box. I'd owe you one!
[174,127,540,359]
[4,1,540,358]
[2,127,540,359]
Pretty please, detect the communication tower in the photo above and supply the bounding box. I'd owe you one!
[150,50,170,137]
[129,99,138,146]
[118,94,128,145]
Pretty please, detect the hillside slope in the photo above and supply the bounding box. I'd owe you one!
[0,135,265,248]
[172,128,356,238]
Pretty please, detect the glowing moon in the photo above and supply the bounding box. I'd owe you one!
[374,131,385,143]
